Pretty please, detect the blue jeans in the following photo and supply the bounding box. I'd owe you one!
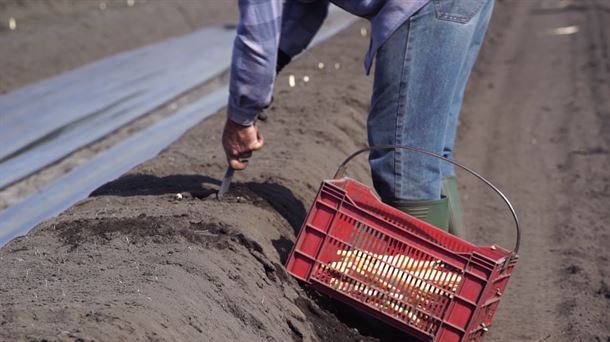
[368,0,494,202]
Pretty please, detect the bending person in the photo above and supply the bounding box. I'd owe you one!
[222,0,495,235]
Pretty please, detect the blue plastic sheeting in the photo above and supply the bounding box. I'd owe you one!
[0,26,235,189]
[0,6,355,189]
[0,87,228,247]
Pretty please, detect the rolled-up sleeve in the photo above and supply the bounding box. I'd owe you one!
[228,0,282,126]
[228,0,330,126]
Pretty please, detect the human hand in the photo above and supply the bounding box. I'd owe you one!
[222,119,264,170]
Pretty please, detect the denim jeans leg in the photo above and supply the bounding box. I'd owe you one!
[368,0,494,202]
[440,0,495,177]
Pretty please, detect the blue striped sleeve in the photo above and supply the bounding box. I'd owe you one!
[228,0,282,126]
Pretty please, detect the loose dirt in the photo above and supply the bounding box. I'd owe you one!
[1,0,609,341]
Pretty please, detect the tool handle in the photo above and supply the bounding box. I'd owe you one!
[333,144,521,255]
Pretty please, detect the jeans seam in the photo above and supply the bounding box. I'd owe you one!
[432,0,487,24]
[394,17,415,201]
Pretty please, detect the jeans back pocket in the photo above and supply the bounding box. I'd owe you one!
[433,0,487,23]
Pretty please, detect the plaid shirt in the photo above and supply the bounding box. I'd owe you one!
[228,0,429,125]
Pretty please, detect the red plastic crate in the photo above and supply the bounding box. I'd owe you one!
[286,178,518,341]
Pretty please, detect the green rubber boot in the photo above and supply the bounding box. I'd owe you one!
[441,175,465,237]
[390,197,449,231]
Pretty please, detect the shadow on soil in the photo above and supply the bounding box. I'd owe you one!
[90,174,305,264]
[245,181,306,265]
[91,173,219,199]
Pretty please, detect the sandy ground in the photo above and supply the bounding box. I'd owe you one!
[456,1,610,340]
[1,0,609,341]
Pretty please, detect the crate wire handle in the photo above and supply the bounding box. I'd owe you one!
[333,144,521,257]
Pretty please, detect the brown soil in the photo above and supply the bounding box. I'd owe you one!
[1,1,609,341]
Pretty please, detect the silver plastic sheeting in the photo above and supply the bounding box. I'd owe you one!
[0,87,228,247]
[0,26,235,188]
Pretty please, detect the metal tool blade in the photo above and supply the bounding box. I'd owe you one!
[218,166,235,198]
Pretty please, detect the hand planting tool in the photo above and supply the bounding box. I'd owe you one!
[218,151,252,199]
[217,166,234,199]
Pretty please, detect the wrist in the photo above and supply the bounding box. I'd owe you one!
[227,118,252,128]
